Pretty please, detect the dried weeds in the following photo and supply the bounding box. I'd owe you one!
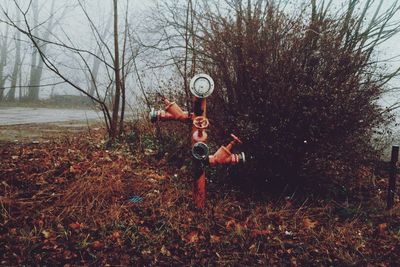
[1,128,399,266]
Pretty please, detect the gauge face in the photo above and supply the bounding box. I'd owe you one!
[190,74,214,98]
[194,77,210,95]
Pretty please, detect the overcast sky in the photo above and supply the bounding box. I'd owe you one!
[0,0,400,106]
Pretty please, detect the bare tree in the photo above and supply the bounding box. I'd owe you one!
[0,0,138,141]
[26,0,56,101]
[0,22,9,101]
[25,0,39,100]
[109,0,122,140]
[5,4,21,101]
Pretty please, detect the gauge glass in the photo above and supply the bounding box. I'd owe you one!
[194,78,210,95]
[190,74,214,98]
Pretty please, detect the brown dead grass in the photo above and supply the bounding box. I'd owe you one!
[1,126,399,266]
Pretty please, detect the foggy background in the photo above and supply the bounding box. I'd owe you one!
[0,0,399,110]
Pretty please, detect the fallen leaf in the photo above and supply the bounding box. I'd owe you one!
[34,219,44,227]
[103,156,112,162]
[251,229,271,237]
[144,149,156,156]
[111,231,121,241]
[63,250,73,260]
[226,219,235,230]
[303,218,318,229]
[378,223,387,233]
[69,165,79,174]
[235,223,244,236]
[138,226,150,236]
[185,231,199,243]
[41,230,51,239]
[285,230,293,236]
[92,240,103,250]
[122,165,132,172]
[69,222,84,230]
[161,245,171,256]
[149,172,166,181]
[249,243,257,253]
[210,235,221,243]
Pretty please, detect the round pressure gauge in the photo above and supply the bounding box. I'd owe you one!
[190,74,214,98]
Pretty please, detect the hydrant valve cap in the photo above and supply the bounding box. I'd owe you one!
[192,142,210,161]
[240,152,246,164]
[190,74,215,98]
[149,108,158,123]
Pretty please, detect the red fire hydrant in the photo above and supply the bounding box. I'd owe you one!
[150,74,245,209]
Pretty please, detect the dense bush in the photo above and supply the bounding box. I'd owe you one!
[127,112,191,168]
[189,1,397,190]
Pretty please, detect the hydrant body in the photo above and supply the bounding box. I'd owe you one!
[150,74,245,209]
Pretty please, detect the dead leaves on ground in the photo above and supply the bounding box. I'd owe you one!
[1,130,400,266]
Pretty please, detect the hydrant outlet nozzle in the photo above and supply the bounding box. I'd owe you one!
[226,133,242,151]
[149,100,190,122]
[149,108,158,123]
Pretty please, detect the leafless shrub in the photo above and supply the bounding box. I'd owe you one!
[150,0,400,192]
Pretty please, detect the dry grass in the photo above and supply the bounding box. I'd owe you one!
[55,174,127,222]
[1,127,399,266]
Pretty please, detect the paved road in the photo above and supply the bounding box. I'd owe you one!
[0,107,102,125]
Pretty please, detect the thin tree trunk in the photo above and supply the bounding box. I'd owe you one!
[0,24,9,102]
[28,0,56,101]
[7,8,21,102]
[183,0,192,110]
[190,0,196,78]
[119,2,129,136]
[27,0,39,101]
[110,0,121,140]
[18,57,22,100]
